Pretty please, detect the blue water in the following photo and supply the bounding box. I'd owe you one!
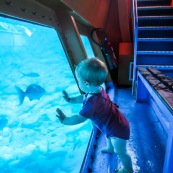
[0,17,92,173]
[80,35,95,58]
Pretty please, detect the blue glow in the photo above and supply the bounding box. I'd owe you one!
[0,16,92,173]
[80,35,95,58]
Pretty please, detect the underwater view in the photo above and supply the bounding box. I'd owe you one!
[0,16,92,173]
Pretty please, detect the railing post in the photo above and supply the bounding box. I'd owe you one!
[132,0,138,95]
[163,119,173,173]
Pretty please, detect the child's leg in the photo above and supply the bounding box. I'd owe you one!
[101,137,114,153]
[111,138,133,173]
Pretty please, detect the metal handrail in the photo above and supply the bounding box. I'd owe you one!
[132,0,138,95]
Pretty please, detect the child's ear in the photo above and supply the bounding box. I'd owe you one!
[84,81,90,87]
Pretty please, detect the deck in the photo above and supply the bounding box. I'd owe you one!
[84,87,167,173]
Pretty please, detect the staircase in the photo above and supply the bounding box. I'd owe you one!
[135,0,173,67]
[133,1,173,172]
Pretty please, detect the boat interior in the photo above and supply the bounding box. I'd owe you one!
[0,0,173,173]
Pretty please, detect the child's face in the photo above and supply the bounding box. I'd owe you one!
[75,72,90,93]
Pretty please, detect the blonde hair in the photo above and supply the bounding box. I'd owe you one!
[75,58,108,86]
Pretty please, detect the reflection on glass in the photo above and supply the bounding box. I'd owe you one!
[0,16,92,173]
[80,35,95,58]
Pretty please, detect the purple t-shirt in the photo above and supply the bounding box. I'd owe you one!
[79,88,130,140]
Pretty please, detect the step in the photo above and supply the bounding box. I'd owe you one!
[137,41,173,51]
[136,53,173,65]
[138,6,173,16]
[138,16,173,26]
[139,16,173,20]
[138,38,173,41]
[137,0,171,7]
[138,26,173,38]
[137,50,173,55]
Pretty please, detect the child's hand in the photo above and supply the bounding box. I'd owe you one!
[56,108,66,123]
[62,90,71,102]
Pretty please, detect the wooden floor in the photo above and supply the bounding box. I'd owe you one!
[91,87,167,173]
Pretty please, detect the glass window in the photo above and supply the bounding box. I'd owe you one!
[0,16,92,173]
[80,35,95,58]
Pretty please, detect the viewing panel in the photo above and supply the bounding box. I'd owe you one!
[0,16,92,173]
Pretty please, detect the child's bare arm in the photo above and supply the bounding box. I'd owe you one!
[56,108,87,125]
[63,90,83,103]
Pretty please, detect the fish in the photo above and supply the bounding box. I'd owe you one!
[20,72,40,78]
[0,115,8,131]
[15,84,46,105]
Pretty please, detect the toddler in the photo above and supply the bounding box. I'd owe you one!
[56,58,133,173]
